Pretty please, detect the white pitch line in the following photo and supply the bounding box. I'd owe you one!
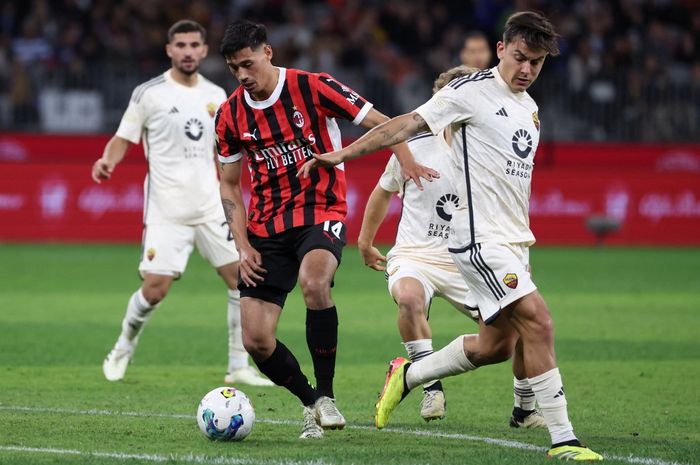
[0,445,334,465]
[0,405,690,465]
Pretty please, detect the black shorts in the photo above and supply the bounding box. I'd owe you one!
[239,220,347,307]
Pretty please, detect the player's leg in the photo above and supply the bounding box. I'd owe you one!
[389,270,445,422]
[505,292,600,459]
[103,224,191,381]
[238,231,324,438]
[509,337,546,428]
[215,262,273,386]
[296,221,347,429]
[193,220,272,386]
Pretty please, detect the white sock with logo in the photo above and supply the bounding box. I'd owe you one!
[117,289,157,349]
[403,339,439,390]
[405,335,476,390]
[514,377,536,410]
[528,367,577,445]
[227,289,248,372]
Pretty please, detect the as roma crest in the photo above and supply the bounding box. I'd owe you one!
[207,102,217,118]
[503,273,518,289]
[146,248,156,261]
[532,111,540,131]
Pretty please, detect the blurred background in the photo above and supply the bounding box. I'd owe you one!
[1,0,699,246]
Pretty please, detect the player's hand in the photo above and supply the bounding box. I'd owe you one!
[238,243,267,287]
[91,158,115,183]
[400,162,440,191]
[297,152,345,179]
[359,244,387,271]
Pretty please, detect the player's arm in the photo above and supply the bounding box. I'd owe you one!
[91,136,133,183]
[299,112,428,177]
[357,184,393,271]
[219,160,266,287]
[360,109,439,190]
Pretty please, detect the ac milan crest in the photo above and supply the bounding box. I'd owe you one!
[293,110,305,128]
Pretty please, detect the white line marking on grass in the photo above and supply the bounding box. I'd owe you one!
[0,405,690,465]
[0,446,334,465]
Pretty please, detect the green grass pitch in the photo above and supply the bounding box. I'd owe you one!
[0,244,698,465]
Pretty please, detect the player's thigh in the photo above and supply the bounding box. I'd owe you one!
[449,242,536,325]
[215,262,240,290]
[424,265,480,322]
[240,297,282,338]
[386,259,433,314]
[139,223,196,278]
[194,218,240,269]
[239,232,299,308]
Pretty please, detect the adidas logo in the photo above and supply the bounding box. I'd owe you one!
[553,387,565,399]
[496,107,508,117]
[168,107,179,114]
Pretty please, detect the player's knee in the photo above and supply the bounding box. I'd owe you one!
[484,339,513,363]
[141,286,167,306]
[299,276,331,305]
[395,292,426,318]
[242,332,274,359]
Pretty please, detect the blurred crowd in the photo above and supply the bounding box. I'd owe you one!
[1,0,699,141]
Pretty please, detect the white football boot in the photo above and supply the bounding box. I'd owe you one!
[299,405,324,439]
[420,390,446,421]
[314,396,346,430]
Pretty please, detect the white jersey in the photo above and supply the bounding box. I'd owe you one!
[380,131,462,268]
[415,66,540,247]
[116,70,227,225]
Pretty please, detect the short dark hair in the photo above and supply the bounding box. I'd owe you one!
[168,19,206,42]
[503,11,560,56]
[220,20,268,57]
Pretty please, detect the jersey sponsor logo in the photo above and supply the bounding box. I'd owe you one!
[511,129,533,159]
[532,111,540,131]
[503,273,518,289]
[249,137,316,170]
[184,118,204,141]
[243,128,259,141]
[435,193,460,221]
[293,109,305,128]
[146,248,156,261]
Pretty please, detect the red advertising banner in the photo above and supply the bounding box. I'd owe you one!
[0,134,699,245]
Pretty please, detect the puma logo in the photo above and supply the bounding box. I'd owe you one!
[243,128,258,141]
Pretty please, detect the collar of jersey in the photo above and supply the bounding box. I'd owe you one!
[244,67,287,109]
[492,66,527,100]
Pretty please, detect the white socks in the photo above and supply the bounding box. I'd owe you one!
[514,377,536,411]
[405,335,476,390]
[403,339,438,390]
[117,289,156,349]
[227,289,248,372]
[529,367,577,444]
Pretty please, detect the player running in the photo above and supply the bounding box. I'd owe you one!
[93,20,271,387]
[358,64,546,429]
[303,11,602,461]
[215,20,435,439]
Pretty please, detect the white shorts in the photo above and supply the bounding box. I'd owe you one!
[386,257,478,320]
[449,242,537,324]
[139,218,239,277]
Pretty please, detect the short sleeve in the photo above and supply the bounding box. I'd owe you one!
[115,87,147,144]
[315,73,373,125]
[414,80,476,136]
[378,155,404,196]
[215,104,243,164]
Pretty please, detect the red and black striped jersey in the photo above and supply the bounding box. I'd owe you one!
[215,67,373,237]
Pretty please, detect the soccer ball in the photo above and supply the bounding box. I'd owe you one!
[196,387,255,441]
